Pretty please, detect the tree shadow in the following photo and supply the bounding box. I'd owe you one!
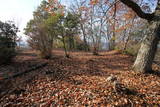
[146,70,160,77]
[18,52,37,57]
[0,50,134,97]
[43,51,133,86]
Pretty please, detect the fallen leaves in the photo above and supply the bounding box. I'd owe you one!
[0,50,160,106]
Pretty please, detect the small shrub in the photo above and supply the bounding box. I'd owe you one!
[38,50,52,59]
[0,21,18,64]
[76,43,90,51]
[0,47,16,64]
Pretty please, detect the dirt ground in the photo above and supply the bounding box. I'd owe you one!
[0,50,160,106]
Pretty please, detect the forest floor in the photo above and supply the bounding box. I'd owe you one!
[0,50,160,106]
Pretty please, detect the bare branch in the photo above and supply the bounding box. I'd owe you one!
[120,0,155,21]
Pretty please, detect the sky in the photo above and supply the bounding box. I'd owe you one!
[0,0,44,42]
[0,0,69,43]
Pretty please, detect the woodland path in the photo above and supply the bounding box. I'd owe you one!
[0,50,160,106]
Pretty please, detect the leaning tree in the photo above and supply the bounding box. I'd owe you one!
[120,0,160,73]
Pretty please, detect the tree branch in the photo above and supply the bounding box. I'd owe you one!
[120,0,155,21]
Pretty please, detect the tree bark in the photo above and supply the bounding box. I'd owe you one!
[133,22,160,72]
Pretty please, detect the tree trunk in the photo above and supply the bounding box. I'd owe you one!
[93,46,99,55]
[119,0,160,73]
[80,23,89,51]
[123,32,131,51]
[111,2,117,50]
[62,36,70,58]
[133,22,160,73]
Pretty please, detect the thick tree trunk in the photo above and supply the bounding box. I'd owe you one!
[133,22,160,73]
[119,0,160,73]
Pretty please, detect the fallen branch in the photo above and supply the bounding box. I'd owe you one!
[0,62,48,81]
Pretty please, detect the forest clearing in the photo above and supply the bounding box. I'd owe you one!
[0,50,160,106]
[1,0,160,106]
